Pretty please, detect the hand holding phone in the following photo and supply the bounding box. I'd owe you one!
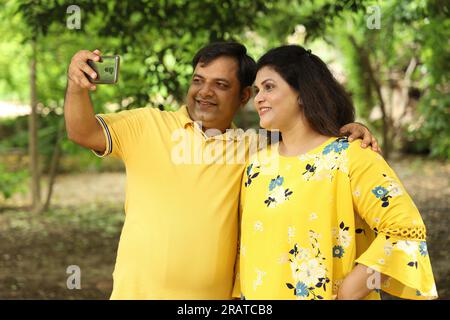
[67,49,120,92]
[86,55,120,84]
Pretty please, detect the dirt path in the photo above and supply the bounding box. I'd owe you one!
[0,155,449,299]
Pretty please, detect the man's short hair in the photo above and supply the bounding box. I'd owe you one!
[192,42,256,91]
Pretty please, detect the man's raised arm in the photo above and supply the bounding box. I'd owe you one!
[64,49,105,154]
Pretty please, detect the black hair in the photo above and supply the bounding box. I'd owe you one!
[192,42,256,91]
[256,45,355,136]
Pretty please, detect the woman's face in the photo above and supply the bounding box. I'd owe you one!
[253,66,302,131]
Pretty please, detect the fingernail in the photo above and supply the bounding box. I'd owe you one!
[348,137,353,141]
[91,73,96,78]
[361,143,366,147]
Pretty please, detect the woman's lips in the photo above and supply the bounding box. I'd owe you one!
[258,107,271,116]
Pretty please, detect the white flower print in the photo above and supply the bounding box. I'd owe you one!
[396,240,419,256]
[309,212,318,221]
[338,229,352,248]
[288,226,296,244]
[300,145,349,182]
[387,182,403,197]
[384,241,393,256]
[296,248,312,261]
[253,269,267,291]
[309,230,321,242]
[287,231,330,300]
[298,259,326,286]
[254,221,264,232]
[271,186,287,205]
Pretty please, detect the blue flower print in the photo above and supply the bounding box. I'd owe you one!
[372,186,388,199]
[323,143,334,155]
[332,245,345,258]
[333,139,349,153]
[419,241,428,256]
[295,282,309,298]
[269,180,277,191]
[269,175,284,191]
[323,138,349,155]
[246,164,253,176]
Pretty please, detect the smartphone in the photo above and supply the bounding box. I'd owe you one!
[86,55,120,84]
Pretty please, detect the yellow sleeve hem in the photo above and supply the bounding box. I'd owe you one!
[355,233,438,300]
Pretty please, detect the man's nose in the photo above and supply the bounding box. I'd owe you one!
[198,83,214,98]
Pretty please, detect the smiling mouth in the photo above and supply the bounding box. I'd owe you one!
[196,99,217,109]
[258,107,271,116]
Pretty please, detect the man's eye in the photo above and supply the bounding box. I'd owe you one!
[217,82,228,88]
[192,78,201,84]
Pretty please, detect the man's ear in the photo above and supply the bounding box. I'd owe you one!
[240,86,252,107]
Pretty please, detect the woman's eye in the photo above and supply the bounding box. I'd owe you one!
[265,84,274,91]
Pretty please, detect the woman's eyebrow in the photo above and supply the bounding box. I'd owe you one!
[260,78,274,85]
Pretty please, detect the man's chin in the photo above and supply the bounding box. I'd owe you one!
[191,106,218,121]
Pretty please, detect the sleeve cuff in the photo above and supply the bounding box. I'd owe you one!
[92,115,112,158]
[355,233,438,300]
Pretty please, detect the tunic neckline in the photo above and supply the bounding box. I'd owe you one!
[274,136,337,160]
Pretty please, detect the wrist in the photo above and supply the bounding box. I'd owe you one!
[67,79,87,95]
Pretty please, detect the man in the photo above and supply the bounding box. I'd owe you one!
[64,42,379,299]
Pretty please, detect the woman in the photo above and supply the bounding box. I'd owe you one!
[234,45,437,300]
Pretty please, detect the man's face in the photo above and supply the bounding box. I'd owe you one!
[187,56,246,132]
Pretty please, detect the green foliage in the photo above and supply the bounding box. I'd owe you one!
[0,0,448,163]
[412,13,450,158]
[408,89,450,158]
[0,163,28,200]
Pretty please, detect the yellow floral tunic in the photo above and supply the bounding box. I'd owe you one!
[236,137,438,300]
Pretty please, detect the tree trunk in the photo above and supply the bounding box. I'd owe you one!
[349,36,390,158]
[39,119,64,213]
[29,36,41,212]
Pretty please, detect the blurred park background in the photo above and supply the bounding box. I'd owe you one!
[0,0,448,299]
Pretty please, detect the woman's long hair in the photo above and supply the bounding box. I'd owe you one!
[257,45,355,137]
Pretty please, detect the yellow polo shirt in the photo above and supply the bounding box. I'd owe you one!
[93,106,258,299]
